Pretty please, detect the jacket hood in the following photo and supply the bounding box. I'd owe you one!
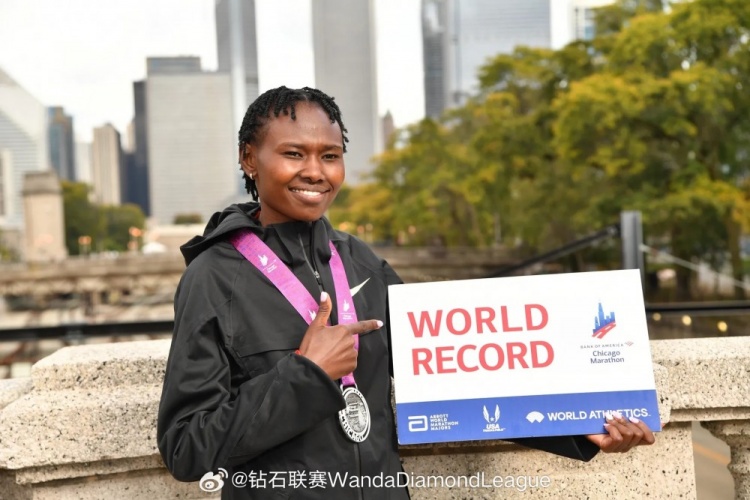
[180,202,261,265]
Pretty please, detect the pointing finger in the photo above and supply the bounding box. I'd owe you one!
[312,291,332,328]
[347,320,383,336]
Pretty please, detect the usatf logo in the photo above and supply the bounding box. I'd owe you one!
[258,254,269,266]
[482,405,504,432]
[592,302,616,339]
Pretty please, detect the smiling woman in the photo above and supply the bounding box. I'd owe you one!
[155,86,654,500]
[156,86,411,500]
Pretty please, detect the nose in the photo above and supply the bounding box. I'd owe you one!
[299,156,325,183]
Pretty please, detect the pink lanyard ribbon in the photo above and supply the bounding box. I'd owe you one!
[230,229,359,387]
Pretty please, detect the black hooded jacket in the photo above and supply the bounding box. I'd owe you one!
[157,203,599,500]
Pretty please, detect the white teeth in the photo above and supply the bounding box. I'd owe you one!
[292,189,324,197]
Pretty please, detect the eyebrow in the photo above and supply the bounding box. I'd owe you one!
[279,142,343,151]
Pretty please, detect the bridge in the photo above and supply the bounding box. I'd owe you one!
[0,246,519,298]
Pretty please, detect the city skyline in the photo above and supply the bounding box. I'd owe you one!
[0,0,582,145]
[0,0,425,143]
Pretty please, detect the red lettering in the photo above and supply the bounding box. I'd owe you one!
[500,306,522,332]
[412,348,433,375]
[446,308,471,335]
[531,341,554,367]
[479,343,505,370]
[407,310,443,338]
[457,344,478,372]
[525,304,548,331]
[475,307,497,334]
[507,342,529,369]
[435,346,457,373]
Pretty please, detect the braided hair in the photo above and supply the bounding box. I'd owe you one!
[238,86,349,200]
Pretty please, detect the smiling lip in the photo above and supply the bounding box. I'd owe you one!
[290,187,329,199]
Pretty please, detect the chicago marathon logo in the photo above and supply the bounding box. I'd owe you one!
[592,302,616,339]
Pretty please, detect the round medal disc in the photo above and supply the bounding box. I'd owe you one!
[338,386,371,442]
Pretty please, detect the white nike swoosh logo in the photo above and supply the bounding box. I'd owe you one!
[350,278,370,297]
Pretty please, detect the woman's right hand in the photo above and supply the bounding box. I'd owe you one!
[297,291,383,380]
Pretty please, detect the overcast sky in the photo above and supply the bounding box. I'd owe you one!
[0,0,425,142]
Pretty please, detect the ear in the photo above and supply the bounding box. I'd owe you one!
[239,143,256,179]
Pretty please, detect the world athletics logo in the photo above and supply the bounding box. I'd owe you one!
[592,302,616,339]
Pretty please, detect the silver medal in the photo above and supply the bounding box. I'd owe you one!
[338,386,370,442]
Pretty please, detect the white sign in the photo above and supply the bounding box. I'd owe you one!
[388,270,660,445]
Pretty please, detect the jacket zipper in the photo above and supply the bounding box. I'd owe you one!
[298,230,364,500]
[298,233,323,290]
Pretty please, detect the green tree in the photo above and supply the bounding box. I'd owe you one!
[101,204,146,251]
[173,213,203,225]
[554,0,750,297]
[62,182,147,254]
[334,0,750,296]
[62,181,104,255]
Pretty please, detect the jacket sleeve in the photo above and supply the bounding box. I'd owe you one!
[382,260,403,379]
[157,286,344,482]
[509,435,600,462]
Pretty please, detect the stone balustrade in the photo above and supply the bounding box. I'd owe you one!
[0,337,747,499]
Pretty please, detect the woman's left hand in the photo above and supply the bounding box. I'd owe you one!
[585,412,656,453]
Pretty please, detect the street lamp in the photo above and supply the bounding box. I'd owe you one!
[128,227,142,252]
[78,235,92,257]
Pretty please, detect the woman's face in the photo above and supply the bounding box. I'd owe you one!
[242,102,345,226]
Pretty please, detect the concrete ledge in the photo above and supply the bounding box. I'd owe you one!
[651,337,750,414]
[403,422,695,499]
[0,385,161,469]
[0,378,32,410]
[0,337,747,498]
[31,340,170,391]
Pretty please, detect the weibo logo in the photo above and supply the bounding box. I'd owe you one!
[592,302,616,339]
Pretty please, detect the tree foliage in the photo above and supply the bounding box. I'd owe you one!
[173,213,203,225]
[331,0,750,297]
[62,181,145,254]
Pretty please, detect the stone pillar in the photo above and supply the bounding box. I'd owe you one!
[703,421,750,499]
[21,171,67,263]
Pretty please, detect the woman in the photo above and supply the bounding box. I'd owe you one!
[157,86,654,500]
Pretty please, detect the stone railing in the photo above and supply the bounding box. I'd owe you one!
[0,337,748,499]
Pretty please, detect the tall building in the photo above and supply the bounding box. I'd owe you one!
[146,56,201,76]
[571,0,614,41]
[47,106,76,181]
[91,123,122,205]
[129,80,151,214]
[422,0,553,117]
[0,67,48,235]
[75,141,92,184]
[215,0,260,130]
[382,111,396,148]
[312,0,380,182]
[146,57,236,225]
